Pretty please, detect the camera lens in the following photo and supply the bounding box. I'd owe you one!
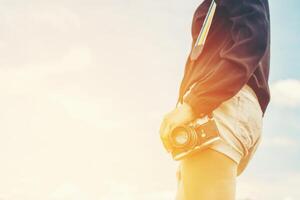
[174,131,188,145]
[170,127,189,147]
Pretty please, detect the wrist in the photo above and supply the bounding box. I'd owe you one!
[180,102,196,119]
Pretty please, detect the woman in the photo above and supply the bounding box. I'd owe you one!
[159,0,270,199]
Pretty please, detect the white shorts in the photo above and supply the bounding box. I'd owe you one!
[209,84,263,175]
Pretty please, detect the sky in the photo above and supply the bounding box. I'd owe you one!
[0,0,299,200]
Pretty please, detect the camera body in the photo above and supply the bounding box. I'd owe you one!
[166,116,221,160]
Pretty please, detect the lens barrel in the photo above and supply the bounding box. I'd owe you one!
[169,125,198,149]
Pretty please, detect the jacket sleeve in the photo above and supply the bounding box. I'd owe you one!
[184,0,269,116]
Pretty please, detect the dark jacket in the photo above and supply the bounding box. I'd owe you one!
[178,0,270,116]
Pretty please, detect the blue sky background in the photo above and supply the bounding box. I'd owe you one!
[262,0,300,172]
[270,0,300,80]
[0,0,299,200]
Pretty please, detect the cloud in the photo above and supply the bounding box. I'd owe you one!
[237,172,300,200]
[47,182,174,200]
[99,182,174,200]
[46,176,300,200]
[271,79,300,107]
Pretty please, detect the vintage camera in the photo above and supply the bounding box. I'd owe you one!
[167,115,222,160]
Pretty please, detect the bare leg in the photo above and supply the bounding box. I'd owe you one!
[176,149,237,200]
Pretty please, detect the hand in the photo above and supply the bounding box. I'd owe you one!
[159,102,196,151]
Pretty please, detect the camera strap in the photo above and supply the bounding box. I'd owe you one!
[177,0,218,106]
[190,0,217,61]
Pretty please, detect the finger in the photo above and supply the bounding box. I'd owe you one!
[159,123,166,140]
[169,122,178,135]
[160,118,169,138]
[162,122,172,140]
[160,121,174,152]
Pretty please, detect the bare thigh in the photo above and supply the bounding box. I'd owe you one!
[176,149,238,200]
